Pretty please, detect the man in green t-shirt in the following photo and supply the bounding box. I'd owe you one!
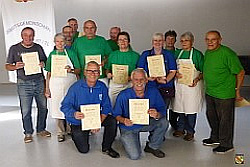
[67,18,82,42]
[107,26,121,51]
[72,20,112,86]
[202,30,245,154]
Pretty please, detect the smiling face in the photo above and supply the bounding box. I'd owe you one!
[132,71,148,92]
[165,36,176,49]
[68,20,78,33]
[84,62,100,86]
[84,21,97,39]
[110,27,120,41]
[118,35,129,51]
[55,36,65,51]
[21,28,34,47]
[205,32,222,51]
[62,27,73,42]
[152,36,164,50]
[180,36,193,51]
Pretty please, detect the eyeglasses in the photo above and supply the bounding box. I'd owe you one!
[86,69,100,74]
[205,38,219,43]
[180,39,191,43]
[118,38,128,42]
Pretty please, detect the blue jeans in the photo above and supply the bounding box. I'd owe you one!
[120,117,168,160]
[17,77,48,135]
[177,113,197,134]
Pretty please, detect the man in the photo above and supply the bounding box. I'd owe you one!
[5,27,51,143]
[62,25,74,49]
[203,30,245,154]
[72,20,112,85]
[60,61,120,158]
[67,18,82,42]
[164,30,179,130]
[107,26,121,51]
[113,68,168,160]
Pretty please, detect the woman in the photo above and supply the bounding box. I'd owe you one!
[137,32,177,112]
[105,31,140,107]
[45,33,80,142]
[172,32,204,141]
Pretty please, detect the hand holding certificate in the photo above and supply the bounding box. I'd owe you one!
[129,99,149,125]
[112,64,128,84]
[21,52,41,75]
[81,104,101,131]
[147,55,166,77]
[177,62,195,86]
[235,98,250,107]
[85,55,102,75]
[51,55,67,77]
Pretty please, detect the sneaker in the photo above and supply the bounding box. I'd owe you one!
[213,146,234,154]
[57,135,65,142]
[183,133,194,141]
[37,130,51,137]
[202,138,220,146]
[173,130,185,137]
[144,142,165,158]
[24,134,33,143]
[102,148,120,158]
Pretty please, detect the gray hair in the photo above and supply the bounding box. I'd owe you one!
[54,33,65,43]
[152,32,164,40]
[85,61,100,69]
[131,68,148,80]
[180,31,194,43]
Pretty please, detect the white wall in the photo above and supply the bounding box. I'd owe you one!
[1,0,250,83]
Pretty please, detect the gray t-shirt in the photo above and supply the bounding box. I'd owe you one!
[6,42,47,80]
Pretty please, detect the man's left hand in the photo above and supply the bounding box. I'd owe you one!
[148,108,159,119]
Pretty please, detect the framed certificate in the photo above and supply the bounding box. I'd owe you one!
[51,55,67,77]
[21,52,41,75]
[177,62,195,85]
[85,55,102,75]
[147,54,166,77]
[112,64,128,84]
[129,99,149,125]
[81,104,101,130]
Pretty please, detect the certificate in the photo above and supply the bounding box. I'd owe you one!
[112,64,128,84]
[177,62,195,85]
[129,99,149,125]
[85,55,102,75]
[235,98,250,107]
[21,52,41,75]
[147,55,166,77]
[51,55,67,77]
[81,104,101,130]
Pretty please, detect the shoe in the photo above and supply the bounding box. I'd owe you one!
[57,135,65,142]
[102,148,120,158]
[37,130,51,137]
[183,133,194,141]
[144,142,165,158]
[202,138,220,146]
[173,130,185,137]
[24,134,33,143]
[213,146,234,154]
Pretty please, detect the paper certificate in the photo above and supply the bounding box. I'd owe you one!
[85,55,102,75]
[81,104,101,131]
[21,52,41,75]
[177,62,195,85]
[129,99,149,125]
[51,55,67,77]
[112,64,128,84]
[235,98,250,107]
[147,55,166,77]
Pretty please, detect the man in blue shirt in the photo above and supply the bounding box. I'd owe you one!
[113,68,168,160]
[61,61,120,158]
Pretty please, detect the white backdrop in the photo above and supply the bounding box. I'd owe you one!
[1,0,55,82]
[0,0,249,83]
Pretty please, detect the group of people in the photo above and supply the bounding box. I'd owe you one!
[5,17,245,160]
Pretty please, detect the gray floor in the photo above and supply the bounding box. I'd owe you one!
[0,83,249,167]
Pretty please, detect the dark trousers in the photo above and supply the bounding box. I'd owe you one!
[70,115,117,153]
[205,94,235,147]
[169,109,179,130]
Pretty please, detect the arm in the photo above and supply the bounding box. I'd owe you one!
[235,69,245,101]
[189,73,203,87]
[156,70,176,84]
[45,72,51,98]
[5,62,24,71]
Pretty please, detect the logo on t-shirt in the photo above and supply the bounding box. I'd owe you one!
[99,94,102,101]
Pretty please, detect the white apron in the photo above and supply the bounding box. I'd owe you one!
[172,48,204,114]
[49,50,77,119]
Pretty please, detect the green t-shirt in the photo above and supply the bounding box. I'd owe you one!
[166,48,181,56]
[105,50,140,76]
[72,31,80,43]
[203,45,243,99]
[107,39,119,51]
[45,49,80,72]
[72,35,112,78]
[175,48,204,72]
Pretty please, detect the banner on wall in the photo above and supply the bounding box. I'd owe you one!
[1,0,55,82]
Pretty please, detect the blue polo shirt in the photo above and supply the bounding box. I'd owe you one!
[60,79,112,125]
[113,86,166,130]
[137,48,177,88]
